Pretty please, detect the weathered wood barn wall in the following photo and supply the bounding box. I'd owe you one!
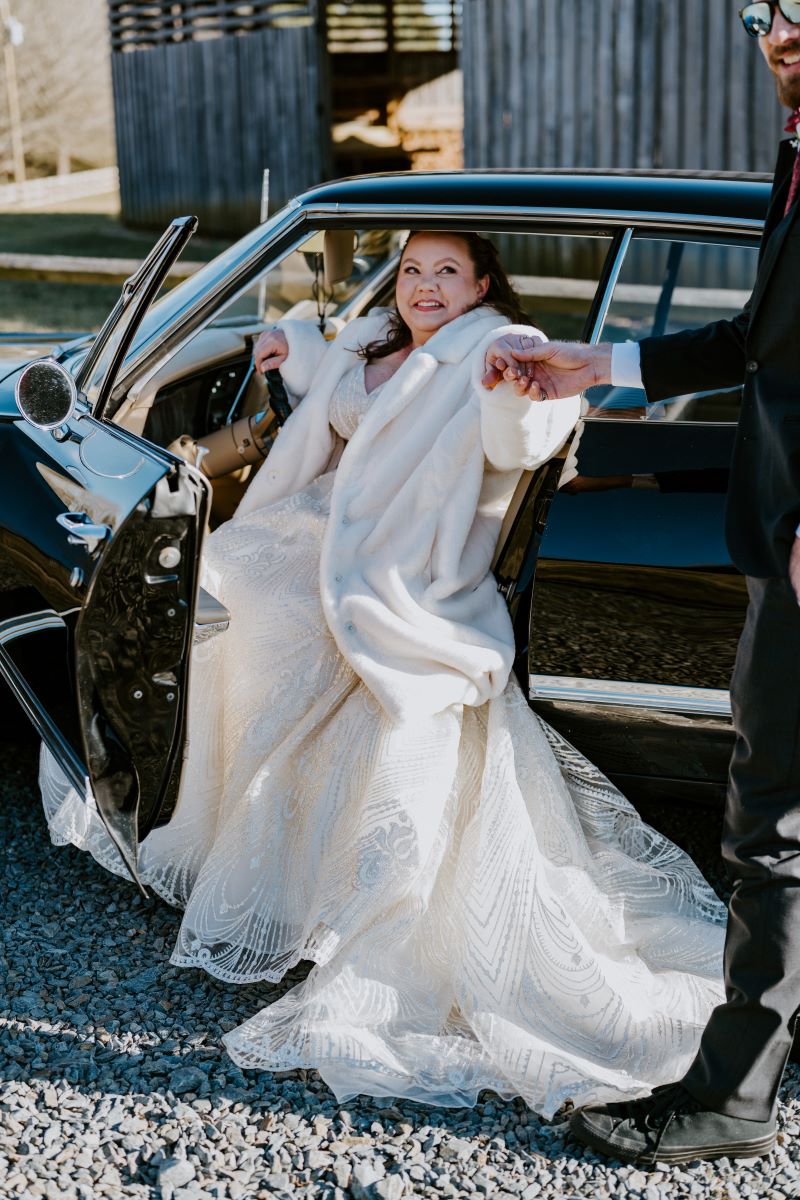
[462,0,784,175]
[108,0,329,235]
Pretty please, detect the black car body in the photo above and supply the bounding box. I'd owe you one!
[0,170,770,886]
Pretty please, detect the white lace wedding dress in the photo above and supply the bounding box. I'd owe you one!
[41,361,726,1117]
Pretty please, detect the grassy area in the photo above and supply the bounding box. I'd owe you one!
[0,212,233,334]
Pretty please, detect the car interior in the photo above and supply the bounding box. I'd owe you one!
[107,226,758,537]
[109,226,612,529]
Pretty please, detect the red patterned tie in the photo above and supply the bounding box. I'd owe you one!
[784,106,800,216]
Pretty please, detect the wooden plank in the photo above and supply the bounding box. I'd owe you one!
[658,0,680,169]
[506,0,524,168]
[680,0,704,170]
[541,0,558,165]
[576,0,595,168]
[558,0,576,169]
[634,0,656,169]
[0,252,204,286]
[461,0,479,165]
[525,0,544,169]
[594,1,613,167]
[108,0,314,49]
[705,0,727,170]
[465,0,491,168]
[480,0,498,166]
[613,0,636,168]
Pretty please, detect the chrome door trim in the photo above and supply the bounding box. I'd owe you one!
[0,608,77,644]
[0,609,88,796]
[298,203,765,239]
[588,227,633,343]
[529,674,732,717]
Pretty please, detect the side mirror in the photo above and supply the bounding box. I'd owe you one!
[14,358,78,430]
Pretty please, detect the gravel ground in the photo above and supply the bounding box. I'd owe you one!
[2,733,800,1200]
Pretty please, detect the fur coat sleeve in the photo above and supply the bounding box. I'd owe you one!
[236,308,580,720]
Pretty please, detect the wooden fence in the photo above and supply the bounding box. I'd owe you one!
[462,0,785,175]
[0,168,119,211]
[109,0,330,235]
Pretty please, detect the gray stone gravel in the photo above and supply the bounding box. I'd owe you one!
[2,734,800,1200]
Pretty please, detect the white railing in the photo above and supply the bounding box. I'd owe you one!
[0,168,119,211]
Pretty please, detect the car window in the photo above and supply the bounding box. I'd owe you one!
[586,235,760,423]
[495,232,612,342]
[210,229,405,327]
[208,228,613,336]
[127,226,614,469]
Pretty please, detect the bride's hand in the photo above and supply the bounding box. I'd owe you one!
[253,328,289,374]
[482,333,546,394]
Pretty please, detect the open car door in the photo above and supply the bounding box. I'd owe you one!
[0,217,209,890]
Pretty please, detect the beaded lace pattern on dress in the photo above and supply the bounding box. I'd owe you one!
[39,359,725,1116]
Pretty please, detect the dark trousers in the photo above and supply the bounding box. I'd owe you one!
[682,575,800,1121]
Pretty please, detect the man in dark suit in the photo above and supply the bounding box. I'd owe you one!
[485,0,800,1166]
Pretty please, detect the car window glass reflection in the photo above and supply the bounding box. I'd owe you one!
[211,229,407,327]
[586,236,759,423]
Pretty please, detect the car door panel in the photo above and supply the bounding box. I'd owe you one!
[0,408,208,882]
[74,464,207,872]
[529,419,745,802]
[523,230,758,804]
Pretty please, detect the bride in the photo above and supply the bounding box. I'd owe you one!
[41,231,726,1118]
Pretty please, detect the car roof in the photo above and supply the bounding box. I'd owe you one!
[297,168,773,223]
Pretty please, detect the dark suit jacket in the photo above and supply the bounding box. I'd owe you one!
[639,142,800,578]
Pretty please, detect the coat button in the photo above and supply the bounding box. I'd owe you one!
[342,515,350,526]
[345,622,355,633]
[335,573,343,583]
[745,360,759,374]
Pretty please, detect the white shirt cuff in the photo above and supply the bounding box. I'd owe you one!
[611,341,644,389]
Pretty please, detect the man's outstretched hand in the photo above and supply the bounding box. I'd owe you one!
[482,338,613,400]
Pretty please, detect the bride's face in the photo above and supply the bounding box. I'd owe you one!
[395,234,490,346]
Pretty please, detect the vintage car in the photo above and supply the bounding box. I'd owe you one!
[0,170,770,888]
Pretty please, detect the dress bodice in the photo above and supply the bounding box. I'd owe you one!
[328,360,383,440]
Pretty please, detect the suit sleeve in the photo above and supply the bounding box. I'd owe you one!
[638,303,751,404]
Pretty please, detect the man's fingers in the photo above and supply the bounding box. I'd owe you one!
[505,345,554,362]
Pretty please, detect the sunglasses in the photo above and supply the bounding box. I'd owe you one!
[740,0,800,36]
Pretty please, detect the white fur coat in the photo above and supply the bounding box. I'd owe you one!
[237,308,580,720]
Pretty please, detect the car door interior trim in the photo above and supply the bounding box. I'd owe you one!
[529,674,732,716]
[0,612,88,798]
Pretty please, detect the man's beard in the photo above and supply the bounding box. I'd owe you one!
[776,74,800,109]
[770,45,800,110]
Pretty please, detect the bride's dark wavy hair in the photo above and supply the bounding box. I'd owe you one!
[359,231,529,363]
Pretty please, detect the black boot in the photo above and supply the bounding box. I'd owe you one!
[570,1083,776,1166]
